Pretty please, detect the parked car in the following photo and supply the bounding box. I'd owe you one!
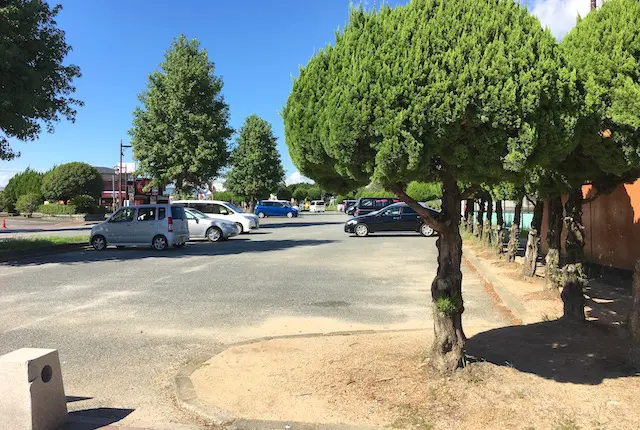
[353,197,399,217]
[344,202,438,237]
[345,204,357,216]
[309,200,325,213]
[340,200,357,212]
[172,200,260,233]
[184,208,238,242]
[90,204,189,251]
[254,200,299,218]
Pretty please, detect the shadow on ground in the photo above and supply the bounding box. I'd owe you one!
[1,239,336,267]
[584,278,632,327]
[467,319,634,385]
[260,221,343,229]
[60,408,133,429]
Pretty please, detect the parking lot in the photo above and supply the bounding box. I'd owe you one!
[0,213,506,428]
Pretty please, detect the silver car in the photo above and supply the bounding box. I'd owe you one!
[90,204,190,251]
[184,208,239,242]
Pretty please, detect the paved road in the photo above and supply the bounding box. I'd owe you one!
[0,214,506,428]
[0,216,93,239]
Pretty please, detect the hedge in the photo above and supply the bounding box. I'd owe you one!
[37,204,78,215]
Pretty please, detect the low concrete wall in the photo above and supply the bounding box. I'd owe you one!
[30,213,106,222]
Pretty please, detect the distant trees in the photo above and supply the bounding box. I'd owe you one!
[0,0,82,160]
[3,168,44,209]
[41,162,102,203]
[225,115,285,207]
[15,193,42,216]
[130,35,233,194]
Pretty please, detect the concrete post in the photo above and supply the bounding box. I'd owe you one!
[0,348,68,430]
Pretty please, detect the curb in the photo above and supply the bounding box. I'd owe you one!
[462,247,527,325]
[0,243,90,263]
[174,329,424,430]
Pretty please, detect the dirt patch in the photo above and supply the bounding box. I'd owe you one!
[192,328,640,429]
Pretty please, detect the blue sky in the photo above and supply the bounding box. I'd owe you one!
[0,0,595,187]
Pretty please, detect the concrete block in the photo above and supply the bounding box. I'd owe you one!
[0,348,68,430]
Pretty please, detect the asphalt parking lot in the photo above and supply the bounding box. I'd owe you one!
[0,213,506,428]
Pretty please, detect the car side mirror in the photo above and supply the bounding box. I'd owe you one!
[195,218,199,223]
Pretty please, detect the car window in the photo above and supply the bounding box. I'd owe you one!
[137,207,156,222]
[112,207,135,222]
[185,210,195,220]
[171,206,186,219]
[218,204,231,215]
[383,206,401,216]
[375,199,389,208]
[360,199,373,208]
[402,206,416,215]
[158,207,166,220]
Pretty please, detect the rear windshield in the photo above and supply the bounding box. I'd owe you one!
[170,206,186,219]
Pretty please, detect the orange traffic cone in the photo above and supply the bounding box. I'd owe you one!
[1,218,5,229]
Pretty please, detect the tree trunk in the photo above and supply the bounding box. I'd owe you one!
[523,200,543,277]
[475,198,485,239]
[464,199,474,233]
[560,264,585,322]
[483,195,493,246]
[628,261,640,370]
[248,197,256,213]
[430,173,466,374]
[564,188,585,265]
[590,0,597,11]
[494,200,504,255]
[545,195,563,290]
[507,200,522,262]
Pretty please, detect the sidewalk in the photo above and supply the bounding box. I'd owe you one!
[175,239,639,430]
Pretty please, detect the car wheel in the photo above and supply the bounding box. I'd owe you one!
[235,223,244,234]
[420,223,434,237]
[152,235,168,251]
[355,223,369,237]
[91,235,107,251]
[257,212,265,218]
[286,212,293,218]
[206,227,223,242]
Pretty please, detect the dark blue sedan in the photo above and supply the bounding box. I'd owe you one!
[344,202,438,237]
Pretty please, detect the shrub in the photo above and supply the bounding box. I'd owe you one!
[70,195,97,213]
[16,193,43,215]
[41,162,103,202]
[37,204,78,215]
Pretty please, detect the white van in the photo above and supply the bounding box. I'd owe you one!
[172,200,260,233]
[90,204,190,251]
[309,200,326,213]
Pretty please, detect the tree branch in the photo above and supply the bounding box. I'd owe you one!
[391,184,445,232]
[525,194,537,207]
[460,186,480,199]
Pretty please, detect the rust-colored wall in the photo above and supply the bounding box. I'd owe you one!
[540,180,640,270]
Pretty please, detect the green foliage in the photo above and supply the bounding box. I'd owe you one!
[434,293,463,316]
[0,0,82,160]
[406,182,442,202]
[283,0,579,193]
[0,190,10,212]
[292,188,307,201]
[426,199,442,211]
[276,185,293,201]
[3,168,44,205]
[69,195,97,213]
[37,204,77,215]
[355,188,394,198]
[15,192,43,215]
[225,115,285,202]
[212,191,242,203]
[305,186,322,200]
[0,235,87,253]
[130,35,232,192]
[41,162,103,202]
[559,0,640,189]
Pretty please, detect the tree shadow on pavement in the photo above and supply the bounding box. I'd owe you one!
[467,319,635,385]
[260,221,343,229]
[1,239,336,267]
[61,408,133,429]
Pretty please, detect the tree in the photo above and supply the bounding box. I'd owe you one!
[292,188,307,202]
[3,168,44,207]
[558,0,640,322]
[276,185,293,202]
[130,35,232,193]
[0,1,82,160]
[406,182,442,202]
[15,192,42,215]
[283,0,579,372]
[41,162,102,202]
[225,115,285,207]
[305,186,322,201]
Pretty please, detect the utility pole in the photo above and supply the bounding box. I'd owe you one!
[119,140,132,208]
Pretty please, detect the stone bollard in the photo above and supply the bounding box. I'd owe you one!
[0,348,68,430]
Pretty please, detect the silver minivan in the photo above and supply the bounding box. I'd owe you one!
[90,204,190,251]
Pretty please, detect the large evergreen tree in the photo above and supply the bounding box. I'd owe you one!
[3,168,45,207]
[41,162,102,202]
[225,115,285,206]
[0,0,82,160]
[129,35,233,193]
[283,0,580,372]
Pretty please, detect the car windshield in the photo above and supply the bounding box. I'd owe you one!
[186,208,209,219]
[225,203,244,213]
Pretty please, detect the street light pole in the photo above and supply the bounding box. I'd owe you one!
[119,140,132,208]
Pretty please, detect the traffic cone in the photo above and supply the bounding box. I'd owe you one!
[1,218,6,229]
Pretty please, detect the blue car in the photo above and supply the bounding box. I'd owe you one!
[255,200,299,218]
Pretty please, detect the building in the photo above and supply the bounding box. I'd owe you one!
[94,165,167,209]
